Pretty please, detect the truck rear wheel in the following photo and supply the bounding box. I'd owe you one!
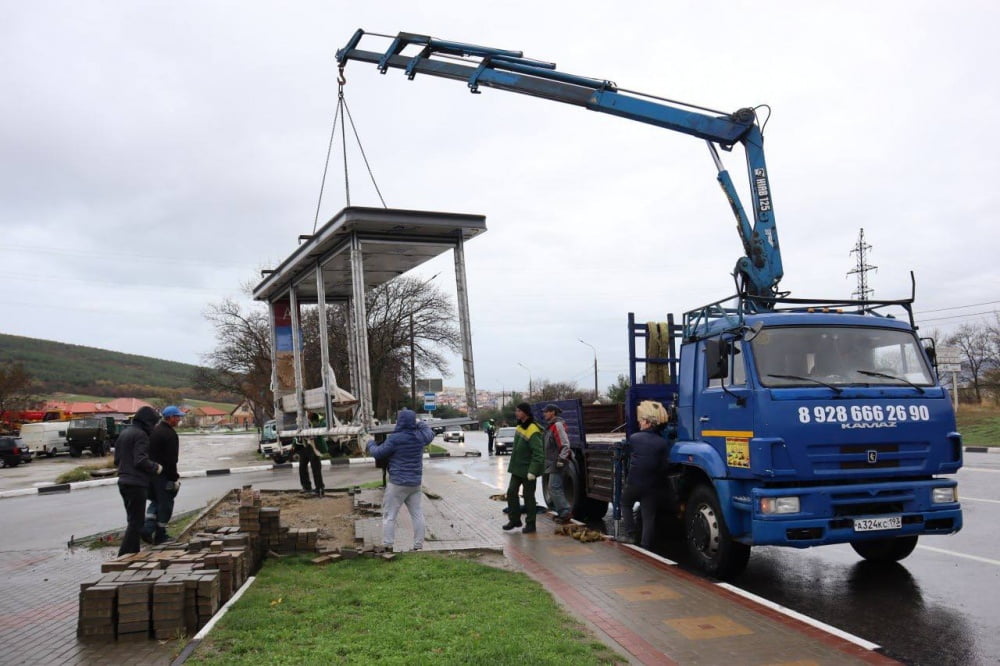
[850,535,918,563]
[684,485,750,580]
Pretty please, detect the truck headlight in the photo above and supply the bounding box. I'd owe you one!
[932,487,957,504]
[760,496,800,515]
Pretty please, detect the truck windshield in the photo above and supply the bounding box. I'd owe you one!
[751,326,934,388]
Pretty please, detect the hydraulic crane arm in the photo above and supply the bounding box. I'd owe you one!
[336,29,783,301]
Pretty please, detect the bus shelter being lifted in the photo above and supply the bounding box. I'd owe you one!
[252,206,486,448]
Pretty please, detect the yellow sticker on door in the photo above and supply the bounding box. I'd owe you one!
[725,438,750,469]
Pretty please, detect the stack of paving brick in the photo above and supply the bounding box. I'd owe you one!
[259,506,285,551]
[285,527,318,552]
[116,581,154,642]
[152,579,186,640]
[77,582,117,640]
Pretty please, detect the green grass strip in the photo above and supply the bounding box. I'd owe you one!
[189,553,622,665]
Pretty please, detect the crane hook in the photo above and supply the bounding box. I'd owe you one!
[337,66,346,87]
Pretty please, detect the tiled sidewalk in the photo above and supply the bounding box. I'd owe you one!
[0,465,898,665]
[419,466,898,665]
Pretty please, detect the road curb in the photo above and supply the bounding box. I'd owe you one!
[964,446,1000,454]
[0,452,454,500]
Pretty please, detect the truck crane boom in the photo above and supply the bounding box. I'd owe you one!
[336,29,783,302]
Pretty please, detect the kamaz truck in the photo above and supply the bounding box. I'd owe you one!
[335,30,963,578]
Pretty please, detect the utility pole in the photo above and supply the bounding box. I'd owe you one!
[517,362,532,399]
[578,338,598,402]
[848,228,877,303]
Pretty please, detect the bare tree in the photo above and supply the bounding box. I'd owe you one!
[946,322,996,404]
[534,379,586,403]
[0,361,37,415]
[197,298,273,426]
[202,277,462,423]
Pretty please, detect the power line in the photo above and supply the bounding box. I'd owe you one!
[915,299,1000,314]
[917,309,998,323]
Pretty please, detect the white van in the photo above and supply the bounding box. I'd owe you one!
[18,421,71,457]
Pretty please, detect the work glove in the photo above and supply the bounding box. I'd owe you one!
[155,463,163,475]
[556,461,565,470]
[166,480,181,493]
[365,439,375,454]
[527,473,536,481]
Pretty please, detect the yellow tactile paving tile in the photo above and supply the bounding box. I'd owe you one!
[613,584,682,601]
[574,562,631,575]
[665,614,754,640]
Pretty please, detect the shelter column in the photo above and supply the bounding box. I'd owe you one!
[350,232,374,426]
[315,260,334,423]
[453,234,478,418]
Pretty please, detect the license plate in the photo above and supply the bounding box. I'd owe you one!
[853,516,902,532]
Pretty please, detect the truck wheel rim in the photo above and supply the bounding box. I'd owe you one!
[692,504,720,557]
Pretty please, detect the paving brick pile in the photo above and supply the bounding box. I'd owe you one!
[76,485,323,643]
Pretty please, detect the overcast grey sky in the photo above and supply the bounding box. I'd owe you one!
[2,1,998,396]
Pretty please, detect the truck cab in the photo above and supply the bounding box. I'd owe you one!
[623,297,963,578]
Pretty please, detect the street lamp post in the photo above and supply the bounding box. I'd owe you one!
[578,338,598,402]
[517,362,532,399]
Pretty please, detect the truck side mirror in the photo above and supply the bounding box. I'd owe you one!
[705,339,729,380]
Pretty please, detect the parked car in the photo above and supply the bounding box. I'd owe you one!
[0,436,33,467]
[442,427,464,443]
[494,426,516,455]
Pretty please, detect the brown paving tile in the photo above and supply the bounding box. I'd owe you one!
[573,562,631,575]
[665,613,755,640]
[547,543,592,556]
[613,583,682,602]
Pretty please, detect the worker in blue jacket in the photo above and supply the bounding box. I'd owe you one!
[366,409,435,552]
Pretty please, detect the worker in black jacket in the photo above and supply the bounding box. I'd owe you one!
[142,405,184,544]
[114,406,162,556]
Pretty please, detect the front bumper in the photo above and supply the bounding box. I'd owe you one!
[741,478,962,547]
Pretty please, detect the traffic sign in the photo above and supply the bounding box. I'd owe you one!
[423,392,437,411]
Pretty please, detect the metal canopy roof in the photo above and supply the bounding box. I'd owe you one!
[252,206,486,304]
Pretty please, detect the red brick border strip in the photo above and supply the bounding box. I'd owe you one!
[504,540,678,666]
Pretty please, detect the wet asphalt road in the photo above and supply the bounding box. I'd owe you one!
[3,431,998,664]
[438,435,1000,666]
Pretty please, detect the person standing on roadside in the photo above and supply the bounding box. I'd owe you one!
[503,403,545,534]
[297,412,326,497]
[142,405,184,545]
[542,403,573,524]
[366,409,435,552]
[114,406,163,556]
[620,400,671,549]
[484,418,496,455]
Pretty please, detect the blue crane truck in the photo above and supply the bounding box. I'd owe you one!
[336,30,963,579]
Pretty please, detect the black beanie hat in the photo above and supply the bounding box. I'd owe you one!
[516,402,532,415]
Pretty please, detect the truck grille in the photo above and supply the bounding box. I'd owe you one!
[808,442,929,474]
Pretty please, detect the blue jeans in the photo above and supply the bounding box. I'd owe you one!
[548,469,571,517]
[143,476,177,538]
[382,482,424,550]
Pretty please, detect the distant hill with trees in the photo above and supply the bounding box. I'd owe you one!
[0,333,235,402]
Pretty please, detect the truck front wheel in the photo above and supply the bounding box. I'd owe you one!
[69,446,82,458]
[850,536,918,563]
[684,485,750,580]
